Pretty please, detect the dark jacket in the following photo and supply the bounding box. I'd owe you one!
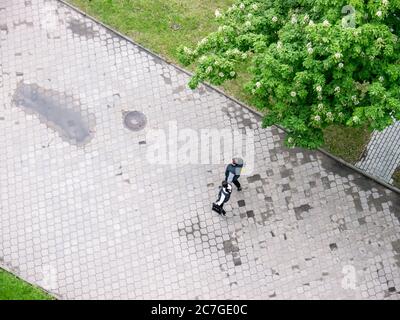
[225,163,243,183]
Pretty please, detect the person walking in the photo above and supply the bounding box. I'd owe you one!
[212,181,232,216]
[225,157,243,191]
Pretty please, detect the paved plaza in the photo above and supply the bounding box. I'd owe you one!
[0,0,400,299]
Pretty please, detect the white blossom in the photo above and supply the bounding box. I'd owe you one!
[307,47,314,54]
[241,53,247,59]
[247,13,253,19]
[382,0,389,6]
[239,3,245,10]
[314,115,321,122]
[334,86,340,93]
[206,66,213,73]
[277,41,283,49]
[290,91,297,97]
[256,81,262,88]
[326,112,333,119]
[379,76,384,82]
[338,63,344,68]
[288,137,294,144]
[183,47,192,55]
[251,89,256,94]
[306,42,312,48]
[309,20,315,26]
[318,103,324,110]
[230,71,236,77]
[272,16,278,23]
[199,55,207,63]
[251,3,258,10]
[219,72,225,77]
[291,15,297,24]
[244,21,251,28]
[215,9,222,18]
[352,115,360,123]
[376,10,382,17]
[303,14,310,23]
[199,38,208,45]
[316,85,322,92]
[334,52,342,59]
[231,48,241,55]
[322,20,331,27]
[351,96,360,105]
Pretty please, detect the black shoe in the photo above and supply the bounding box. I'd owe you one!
[221,209,226,216]
[237,187,242,191]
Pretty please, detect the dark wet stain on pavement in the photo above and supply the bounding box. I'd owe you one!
[13,20,33,29]
[160,73,172,85]
[67,18,98,38]
[0,24,8,34]
[13,82,95,145]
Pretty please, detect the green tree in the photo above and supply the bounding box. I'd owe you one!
[178,0,400,148]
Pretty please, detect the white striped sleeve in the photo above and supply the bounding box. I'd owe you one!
[216,192,226,206]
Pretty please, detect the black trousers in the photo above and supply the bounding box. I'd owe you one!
[232,179,241,189]
[219,203,226,215]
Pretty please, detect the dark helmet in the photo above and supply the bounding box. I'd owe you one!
[232,157,244,166]
[222,181,232,192]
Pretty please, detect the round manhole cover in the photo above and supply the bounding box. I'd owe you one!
[123,111,147,131]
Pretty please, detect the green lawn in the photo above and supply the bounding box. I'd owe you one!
[323,125,371,164]
[69,0,370,163]
[0,268,53,300]
[69,0,233,61]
